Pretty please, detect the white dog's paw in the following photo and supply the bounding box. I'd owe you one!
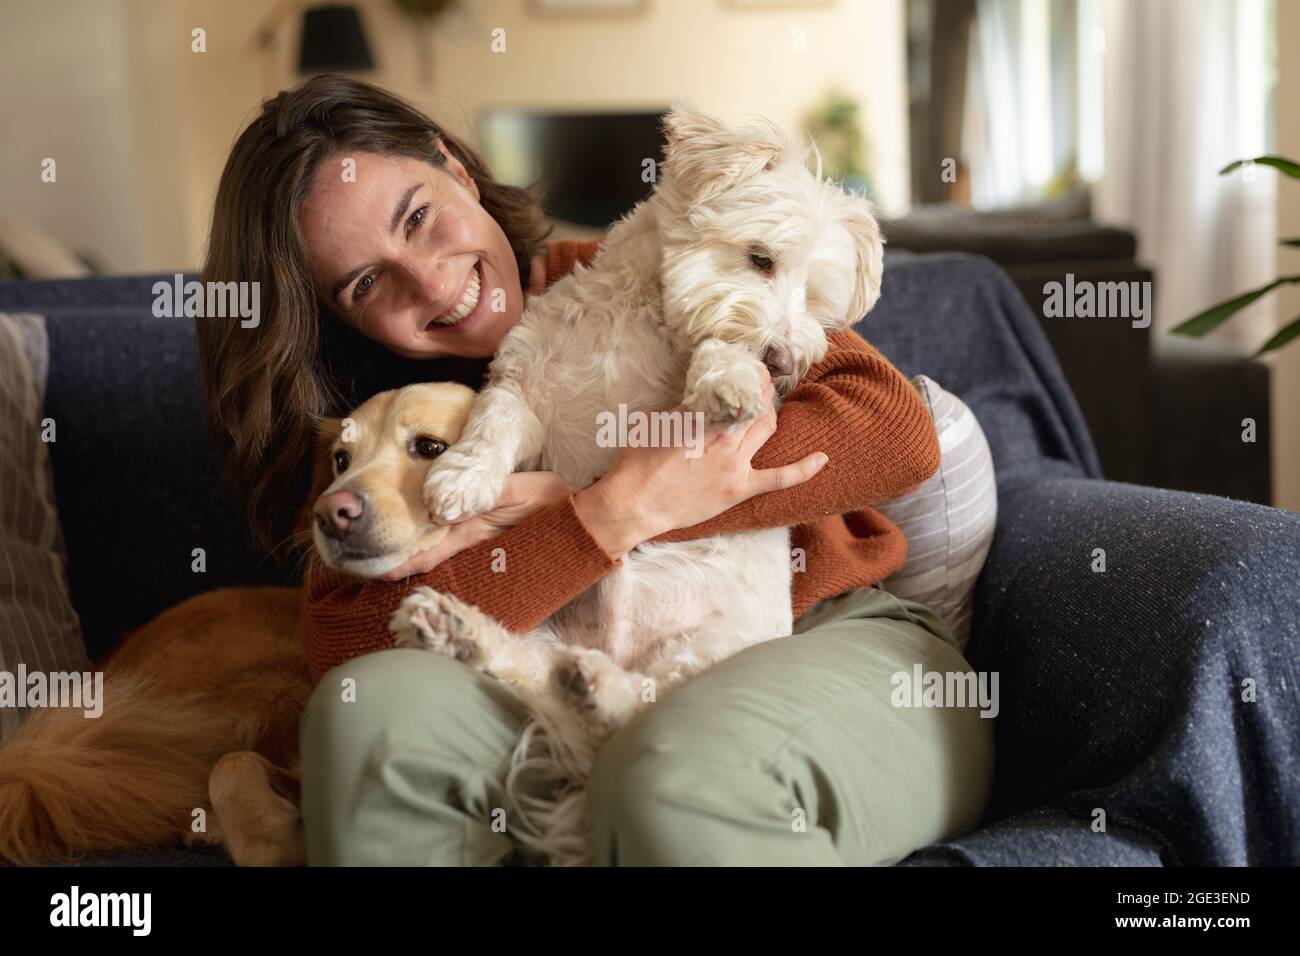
[552,647,645,733]
[684,353,768,427]
[390,588,488,666]
[422,451,507,523]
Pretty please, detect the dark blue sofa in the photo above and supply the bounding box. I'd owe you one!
[3,252,1297,866]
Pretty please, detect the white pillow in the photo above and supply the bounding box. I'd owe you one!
[876,375,997,651]
[0,212,91,280]
[0,312,87,743]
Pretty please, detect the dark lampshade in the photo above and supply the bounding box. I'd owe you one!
[298,4,375,74]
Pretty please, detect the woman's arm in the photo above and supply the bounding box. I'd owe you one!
[301,402,821,682]
[301,326,935,681]
[643,327,939,543]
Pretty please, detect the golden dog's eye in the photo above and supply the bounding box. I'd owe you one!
[749,251,774,274]
[414,437,447,459]
[333,450,350,473]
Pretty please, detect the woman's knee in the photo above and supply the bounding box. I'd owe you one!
[299,649,529,865]
[300,647,532,780]
[586,702,772,862]
[302,649,468,749]
[585,626,999,864]
[589,717,686,826]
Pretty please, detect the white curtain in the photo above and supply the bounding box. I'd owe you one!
[964,0,1057,208]
[1094,0,1275,345]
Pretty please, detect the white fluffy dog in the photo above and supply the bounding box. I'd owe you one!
[388,103,884,860]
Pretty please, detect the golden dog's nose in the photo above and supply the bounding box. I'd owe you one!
[314,489,365,541]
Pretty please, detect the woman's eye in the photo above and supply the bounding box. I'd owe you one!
[333,450,350,473]
[750,251,774,274]
[352,274,375,303]
[406,204,430,235]
[414,437,446,459]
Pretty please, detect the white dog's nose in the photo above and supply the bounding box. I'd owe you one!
[762,344,794,378]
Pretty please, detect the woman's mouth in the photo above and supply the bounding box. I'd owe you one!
[427,260,484,331]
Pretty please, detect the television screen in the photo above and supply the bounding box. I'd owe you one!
[478,109,668,228]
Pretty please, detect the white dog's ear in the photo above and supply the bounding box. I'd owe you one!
[662,101,787,200]
[840,196,886,323]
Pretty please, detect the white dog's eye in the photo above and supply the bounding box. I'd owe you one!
[413,437,447,460]
[749,250,774,275]
[333,450,350,474]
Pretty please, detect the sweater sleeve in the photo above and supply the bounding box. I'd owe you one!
[301,494,619,681]
[653,327,941,544]
[543,238,605,285]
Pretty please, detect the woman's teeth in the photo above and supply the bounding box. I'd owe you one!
[430,262,481,327]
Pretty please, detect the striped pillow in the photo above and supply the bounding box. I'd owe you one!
[0,312,87,743]
[877,375,997,651]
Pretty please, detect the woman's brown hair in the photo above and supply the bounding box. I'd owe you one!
[197,74,548,562]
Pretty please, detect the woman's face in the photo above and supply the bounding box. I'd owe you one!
[299,145,526,360]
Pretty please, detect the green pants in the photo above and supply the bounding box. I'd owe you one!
[299,587,995,865]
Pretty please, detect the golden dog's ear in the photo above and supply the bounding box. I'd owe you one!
[662,101,787,201]
[308,417,343,499]
[291,417,344,554]
[315,416,344,444]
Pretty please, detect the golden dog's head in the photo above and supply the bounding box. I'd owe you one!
[311,382,476,577]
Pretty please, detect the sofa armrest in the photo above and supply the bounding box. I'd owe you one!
[971,478,1300,864]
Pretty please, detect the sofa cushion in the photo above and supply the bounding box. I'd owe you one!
[37,300,289,658]
[0,312,87,743]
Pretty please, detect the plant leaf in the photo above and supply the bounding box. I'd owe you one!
[1172,276,1300,337]
[1219,156,1300,179]
[1255,316,1300,355]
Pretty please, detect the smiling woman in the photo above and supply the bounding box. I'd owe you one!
[195,74,549,560]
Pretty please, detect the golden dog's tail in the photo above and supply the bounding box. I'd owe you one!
[0,673,235,864]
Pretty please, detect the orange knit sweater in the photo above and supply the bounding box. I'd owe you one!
[300,238,940,682]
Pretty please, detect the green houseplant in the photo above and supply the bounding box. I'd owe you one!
[804,91,874,201]
[1172,155,1300,354]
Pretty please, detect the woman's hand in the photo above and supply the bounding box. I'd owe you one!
[573,373,828,560]
[382,471,579,580]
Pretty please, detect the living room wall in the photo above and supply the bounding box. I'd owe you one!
[0,0,149,273]
[0,0,910,276]
[3,0,1292,512]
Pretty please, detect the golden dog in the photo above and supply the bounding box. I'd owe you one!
[0,382,475,866]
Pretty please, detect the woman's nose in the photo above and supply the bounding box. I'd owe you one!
[408,257,456,306]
